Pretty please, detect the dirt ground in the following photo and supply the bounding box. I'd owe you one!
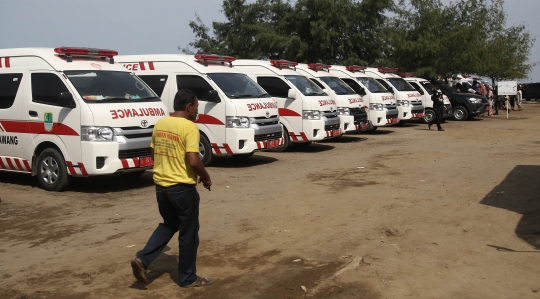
[1,101,539,299]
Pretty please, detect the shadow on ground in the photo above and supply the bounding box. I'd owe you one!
[208,154,278,168]
[480,165,540,250]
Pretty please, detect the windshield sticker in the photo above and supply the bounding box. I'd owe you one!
[44,112,53,132]
[317,99,336,106]
[110,108,165,119]
[246,102,278,111]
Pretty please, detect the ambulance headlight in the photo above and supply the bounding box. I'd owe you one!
[302,110,321,120]
[337,107,350,115]
[81,126,114,141]
[397,100,410,107]
[226,116,250,128]
[369,103,383,111]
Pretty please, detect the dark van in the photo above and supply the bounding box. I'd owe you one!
[522,83,540,101]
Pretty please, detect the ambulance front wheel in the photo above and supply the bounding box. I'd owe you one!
[269,126,290,152]
[199,135,213,166]
[36,148,71,192]
[422,109,435,124]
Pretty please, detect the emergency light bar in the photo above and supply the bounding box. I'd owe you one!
[307,63,331,72]
[270,60,298,70]
[54,47,118,64]
[378,67,399,74]
[397,72,416,77]
[194,54,236,67]
[345,65,366,73]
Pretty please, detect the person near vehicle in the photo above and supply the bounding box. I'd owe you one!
[130,89,214,288]
[509,95,516,110]
[428,82,445,131]
[486,85,494,116]
[516,84,523,111]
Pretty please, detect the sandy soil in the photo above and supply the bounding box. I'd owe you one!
[1,101,540,299]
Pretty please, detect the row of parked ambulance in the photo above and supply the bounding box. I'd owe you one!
[0,47,446,191]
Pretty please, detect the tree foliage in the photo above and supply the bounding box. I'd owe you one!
[182,0,535,81]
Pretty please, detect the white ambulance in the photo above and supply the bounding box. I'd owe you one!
[0,47,168,191]
[328,65,399,128]
[295,63,373,133]
[402,75,453,123]
[116,54,283,165]
[363,68,424,122]
[234,59,341,150]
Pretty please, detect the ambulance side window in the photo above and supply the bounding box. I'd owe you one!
[257,77,289,98]
[0,73,23,109]
[409,82,424,95]
[309,78,325,90]
[176,75,214,101]
[341,78,363,95]
[138,75,168,97]
[31,73,69,105]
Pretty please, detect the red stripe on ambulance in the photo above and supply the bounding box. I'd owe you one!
[0,57,10,68]
[0,157,31,172]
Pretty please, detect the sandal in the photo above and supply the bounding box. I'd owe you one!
[182,276,214,288]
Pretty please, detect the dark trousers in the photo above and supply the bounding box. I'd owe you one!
[136,184,200,287]
[428,106,443,129]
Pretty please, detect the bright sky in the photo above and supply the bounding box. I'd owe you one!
[1,0,538,82]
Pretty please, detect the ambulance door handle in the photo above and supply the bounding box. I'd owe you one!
[29,111,38,117]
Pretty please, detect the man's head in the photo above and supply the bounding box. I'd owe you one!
[174,89,199,121]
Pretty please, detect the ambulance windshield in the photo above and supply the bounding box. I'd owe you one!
[319,76,356,95]
[387,78,417,92]
[207,73,269,99]
[284,75,326,96]
[356,77,389,93]
[65,71,159,103]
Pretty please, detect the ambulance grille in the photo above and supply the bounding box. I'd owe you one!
[325,124,340,131]
[411,101,423,106]
[119,148,152,159]
[254,132,282,142]
[123,133,153,139]
[251,116,279,126]
[121,126,155,130]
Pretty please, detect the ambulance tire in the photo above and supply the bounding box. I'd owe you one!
[269,126,290,152]
[36,148,71,192]
[422,109,435,124]
[199,135,213,166]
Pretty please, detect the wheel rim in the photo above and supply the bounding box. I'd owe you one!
[40,156,59,185]
[425,112,435,122]
[454,109,465,119]
[198,141,205,160]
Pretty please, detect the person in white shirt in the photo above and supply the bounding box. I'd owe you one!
[516,84,523,111]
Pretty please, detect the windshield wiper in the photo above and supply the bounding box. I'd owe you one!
[306,92,325,96]
[85,97,128,103]
[257,93,271,98]
[137,96,161,101]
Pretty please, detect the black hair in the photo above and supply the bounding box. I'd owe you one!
[173,89,197,111]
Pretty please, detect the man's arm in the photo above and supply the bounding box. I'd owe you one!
[186,152,212,191]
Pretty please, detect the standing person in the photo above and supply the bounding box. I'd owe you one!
[131,89,214,288]
[487,85,494,116]
[516,84,523,111]
[428,82,445,131]
[509,95,515,110]
[493,85,499,115]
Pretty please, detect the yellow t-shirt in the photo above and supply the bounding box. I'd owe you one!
[151,116,200,187]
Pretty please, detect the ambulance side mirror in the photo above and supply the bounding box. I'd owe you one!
[287,89,297,99]
[358,87,366,96]
[207,90,221,103]
[58,92,76,108]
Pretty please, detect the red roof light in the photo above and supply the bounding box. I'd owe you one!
[378,67,399,74]
[398,72,416,77]
[345,65,366,72]
[307,63,331,71]
[194,54,236,62]
[270,60,298,68]
[54,47,118,58]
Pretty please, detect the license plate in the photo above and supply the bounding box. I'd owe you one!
[139,156,154,167]
[387,118,398,124]
[332,129,341,137]
[267,139,279,148]
[414,113,424,118]
[361,123,368,129]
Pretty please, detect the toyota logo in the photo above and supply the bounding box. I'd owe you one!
[265,111,270,118]
[141,120,149,128]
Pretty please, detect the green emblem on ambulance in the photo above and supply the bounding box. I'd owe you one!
[44,111,53,132]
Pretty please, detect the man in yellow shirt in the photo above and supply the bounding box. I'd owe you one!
[131,89,213,288]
